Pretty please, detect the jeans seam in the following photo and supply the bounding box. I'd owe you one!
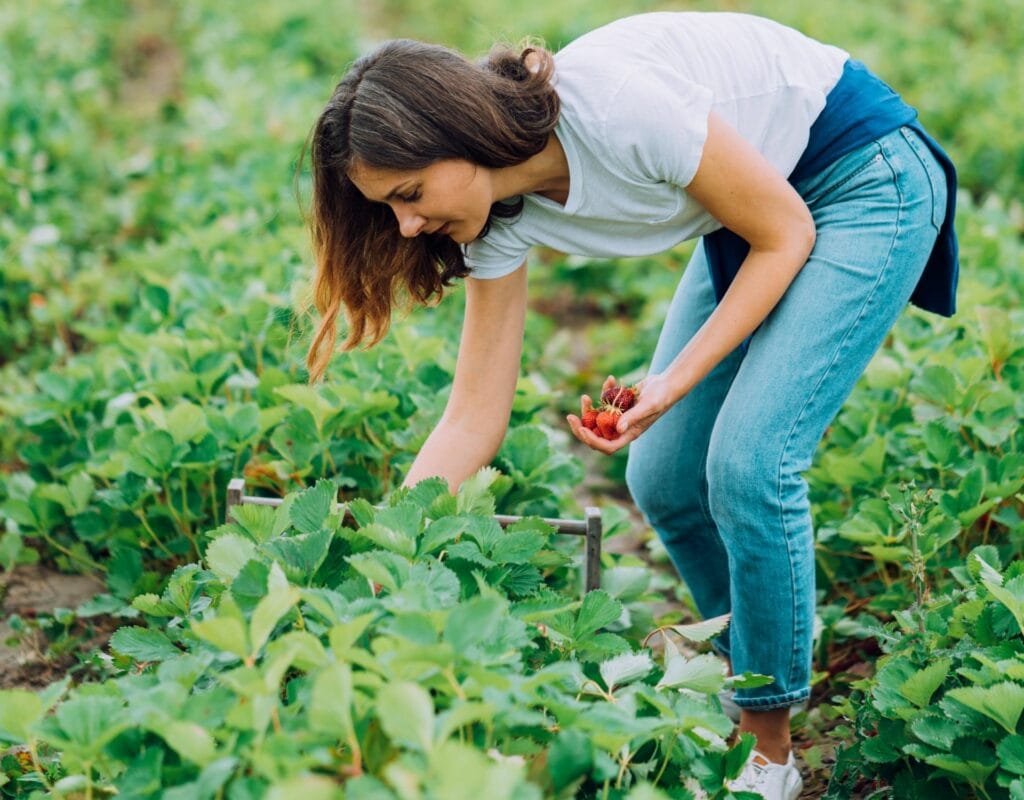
[733,687,811,711]
[898,126,943,231]
[772,138,905,696]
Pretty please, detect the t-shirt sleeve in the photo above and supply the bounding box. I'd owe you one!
[603,65,715,189]
[461,217,530,279]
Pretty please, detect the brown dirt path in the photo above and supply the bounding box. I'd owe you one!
[0,566,108,690]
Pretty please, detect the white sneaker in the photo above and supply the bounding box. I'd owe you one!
[717,688,807,723]
[728,749,803,799]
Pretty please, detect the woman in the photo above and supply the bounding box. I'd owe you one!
[303,11,957,798]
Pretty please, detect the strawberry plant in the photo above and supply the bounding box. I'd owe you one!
[826,550,1024,799]
[1,477,769,798]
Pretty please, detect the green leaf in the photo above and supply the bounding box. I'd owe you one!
[434,701,497,744]
[500,564,543,597]
[998,735,1024,775]
[167,565,199,613]
[499,426,551,478]
[274,384,333,432]
[151,720,218,767]
[327,613,376,655]
[0,689,43,742]
[946,682,1024,734]
[354,522,415,558]
[289,479,337,534]
[166,402,209,445]
[599,652,654,692]
[131,430,176,474]
[912,364,959,408]
[107,547,143,600]
[899,658,951,707]
[909,713,958,750]
[162,757,238,800]
[249,586,301,656]
[346,498,377,528]
[131,593,179,617]
[265,776,344,800]
[660,613,731,643]
[490,530,546,564]
[922,420,961,467]
[265,631,328,672]
[573,591,622,639]
[447,540,493,568]
[402,477,450,510]
[657,652,726,694]
[309,662,354,738]
[192,617,249,660]
[373,502,423,539]
[67,472,94,514]
[600,566,651,600]
[444,595,504,655]
[348,551,409,593]
[110,627,181,662]
[0,530,37,571]
[230,504,277,543]
[206,533,258,584]
[922,751,996,786]
[376,682,434,752]
[548,729,594,793]
[723,732,758,780]
[262,528,334,582]
[38,696,130,760]
[975,555,1024,635]
[861,732,902,763]
[456,467,500,515]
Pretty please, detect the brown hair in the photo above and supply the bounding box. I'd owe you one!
[299,39,559,383]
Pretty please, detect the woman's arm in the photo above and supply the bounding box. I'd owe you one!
[664,110,816,398]
[568,111,816,452]
[402,261,528,492]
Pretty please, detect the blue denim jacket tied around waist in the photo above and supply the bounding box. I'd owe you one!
[704,58,959,320]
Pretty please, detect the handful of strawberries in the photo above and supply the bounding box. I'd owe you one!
[581,382,639,441]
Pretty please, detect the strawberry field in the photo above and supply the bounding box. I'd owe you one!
[1,0,1023,798]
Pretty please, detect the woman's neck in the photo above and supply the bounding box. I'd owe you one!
[492,133,571,206]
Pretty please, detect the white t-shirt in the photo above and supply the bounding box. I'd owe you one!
[463,12,848,278]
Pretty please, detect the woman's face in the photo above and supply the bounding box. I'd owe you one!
[347,159,494,244]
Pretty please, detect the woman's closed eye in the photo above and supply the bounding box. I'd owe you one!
[399,190,421,203]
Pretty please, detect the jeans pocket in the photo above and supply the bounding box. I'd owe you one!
[798,144,885,209]
[899,126,945,231]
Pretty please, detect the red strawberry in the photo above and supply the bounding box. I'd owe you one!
[582,409,599,430]
[601,384,638,411]
[596,410,621,440]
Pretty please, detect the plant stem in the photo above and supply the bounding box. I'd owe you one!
[444,667,466,700]
[209,468,220,526]
[28,740,53,792]
[36,530,106,573]
[615,747,632,788]
[653,736,674,785]
[133,509,177,560]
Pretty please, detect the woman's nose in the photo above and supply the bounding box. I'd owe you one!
[395,208,427,238]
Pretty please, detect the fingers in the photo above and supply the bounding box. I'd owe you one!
[567,412,634,454]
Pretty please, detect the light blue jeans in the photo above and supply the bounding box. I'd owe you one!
[625,126,947,710]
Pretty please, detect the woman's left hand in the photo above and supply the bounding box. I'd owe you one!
[566,373,679,455]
